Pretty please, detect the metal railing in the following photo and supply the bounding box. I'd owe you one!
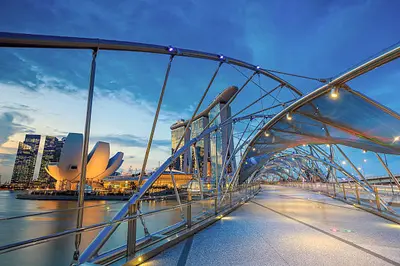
[283,182,400,219]
[0,183,261,265]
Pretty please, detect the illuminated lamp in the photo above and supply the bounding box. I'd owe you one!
[330,87,339,99]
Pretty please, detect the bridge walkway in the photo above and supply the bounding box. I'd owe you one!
[141,185,400,266]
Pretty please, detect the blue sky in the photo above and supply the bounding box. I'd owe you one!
[0,0,399,182]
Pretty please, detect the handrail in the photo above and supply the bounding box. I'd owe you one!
[0,184,257,255]
[0,193,189,222]
[0,113,257,223]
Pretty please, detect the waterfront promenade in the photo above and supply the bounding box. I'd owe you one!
[143,186,400,266]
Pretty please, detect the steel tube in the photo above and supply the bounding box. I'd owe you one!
[0,32,302,95]
[138,55,174,186]
[172,62,223,155]
[335,145,372,189]
[169,167,184,219]
[374,186,381,211]
[355,184,360,204]
[333,183,337,197]
[126,204,137,258]
[187,192,192,228]
[72,49,97,263]
[80,124,219,263]
[239,45,400,179]
[342,184,347,200]
[375,153,400,189]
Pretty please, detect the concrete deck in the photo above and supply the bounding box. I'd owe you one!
[143,185,400,266]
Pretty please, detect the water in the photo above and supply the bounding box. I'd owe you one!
[0,191,185,266]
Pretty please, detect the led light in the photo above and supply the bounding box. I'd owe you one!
[342,161,346,165]
[357,167,362,170]
[138,257,142,262]
[330,87,339,99]
[363,159,367,163]
[219,54,224,60]
[286,113,292,121]
[302,144,306,147]
[252,147,256,151]
[168,46,174,52]
[394,136,400,142]
[362,150,367,153]
[265,131,270,137]
[326,144,330,148]
[256,65,261,70]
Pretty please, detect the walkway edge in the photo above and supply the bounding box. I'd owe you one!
[123,192,260,266]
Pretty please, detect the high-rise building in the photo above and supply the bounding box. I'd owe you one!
[209,101,236,187]
[11,134,41,186]
[171,119,191,173]
[37,136,64,186]
[190,116,210,178]
[170,86,237,188]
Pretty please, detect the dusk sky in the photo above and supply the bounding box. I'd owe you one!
[0,0,399,182]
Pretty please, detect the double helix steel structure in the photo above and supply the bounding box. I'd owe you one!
[0,32,399,265]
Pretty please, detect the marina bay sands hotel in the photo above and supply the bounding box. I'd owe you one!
[170,86,237,185]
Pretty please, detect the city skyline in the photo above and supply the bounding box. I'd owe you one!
[1,1,400,182]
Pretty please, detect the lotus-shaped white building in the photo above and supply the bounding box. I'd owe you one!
[46,133,124,190]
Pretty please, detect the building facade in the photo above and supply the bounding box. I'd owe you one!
[170,86,237,188]
[37,136,64,187]
[171,119,191,173]
[209,102,236,187]
[190,116,210,179]
[11,134,41,186]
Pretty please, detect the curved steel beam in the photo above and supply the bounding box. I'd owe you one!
[237,45,400,182]
[0,32,302,96]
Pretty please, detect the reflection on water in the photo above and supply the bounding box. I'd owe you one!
[0,191,182,266]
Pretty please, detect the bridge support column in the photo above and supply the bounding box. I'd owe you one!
[127,203,137,258]
[229,188,233,207]
[333,183,336,197]
[355,184,360,204]
[187,191,192,228]
[342,184,347,200]
[214,191,218,215]
[374,186,381,211]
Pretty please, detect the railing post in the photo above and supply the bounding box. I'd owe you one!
[229,188,233,207]
[333,183,336,197]
[72,49,98,264]
[342,184,347,200]
[187,191,192,228]
[127,203,137,258]
[214,190,218,215]
[374,186,381,211]
[355,184,360,204]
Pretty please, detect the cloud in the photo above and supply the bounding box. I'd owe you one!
[0,103,37,112]
[91,134,171,149]
[0,153,15,167]
[0,112,35,145]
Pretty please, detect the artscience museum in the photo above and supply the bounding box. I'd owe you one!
[46,133,124,190]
